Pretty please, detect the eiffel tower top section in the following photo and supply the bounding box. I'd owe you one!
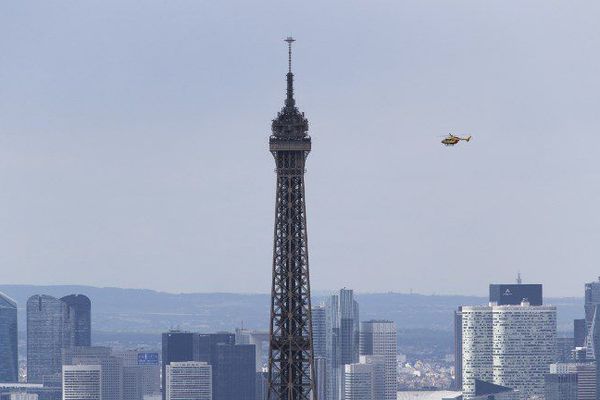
[270,37,310,144]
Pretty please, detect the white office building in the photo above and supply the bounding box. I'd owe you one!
[461,301,557,399]
[165,361,212,400]
[62,364,102,400]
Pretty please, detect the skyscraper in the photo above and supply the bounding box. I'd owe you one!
[115,350,160,400]
[544,372,578,400]
[453,307,462,390]
[585,278,600,331]
[461,301,557,399]
[26,295,69,383]
[343,363,373,400]
[575,319,588,348]
[326,289,360,400]
[312,306,326,360]
[61,294,92,347]
[161,331,200,400]
[166,362,212,400]
[62,346,123,400]
[211,343,255,400]
[266,37,316,400]
[62,364,102,400]
[359,320,397,400]
[0,292,18,382]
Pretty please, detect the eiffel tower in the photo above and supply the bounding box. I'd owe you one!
[267,37,316,400]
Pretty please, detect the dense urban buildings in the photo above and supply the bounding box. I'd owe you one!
[62,346,123,400]
[461,301,557,399]
[116,350,160,400]
[165,362,212,400]
[343,363,374,400]
[266,37,316,400]
[359,320,397,400]
[0,292,18,383]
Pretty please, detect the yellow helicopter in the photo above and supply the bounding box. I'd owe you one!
[441,133,471,146]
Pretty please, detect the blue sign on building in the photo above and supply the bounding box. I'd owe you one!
[137,352,159,365]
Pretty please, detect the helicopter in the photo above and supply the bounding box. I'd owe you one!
[441,133,471,146]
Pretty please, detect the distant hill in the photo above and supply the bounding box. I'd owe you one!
[0,285,582,334]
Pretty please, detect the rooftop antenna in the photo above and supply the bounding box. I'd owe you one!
[285,36,295,73]
[517,272,522,285]
[284,36,296,107]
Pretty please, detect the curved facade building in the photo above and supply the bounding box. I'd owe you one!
[61,294,91,346]
[26,295,69,383]
[0,292,18,382]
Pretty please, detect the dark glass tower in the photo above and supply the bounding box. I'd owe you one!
[61,294,92,347]
[161,331,200,400]
[26,295,69,383]
[267,37,316,400]
[0,292,18,382]
[212,343,256,400]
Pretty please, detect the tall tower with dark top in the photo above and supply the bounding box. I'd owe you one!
[267,37,316,400]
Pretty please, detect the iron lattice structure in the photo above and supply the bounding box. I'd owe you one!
[267,37,316,400]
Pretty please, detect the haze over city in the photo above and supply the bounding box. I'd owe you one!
[3,0,600,296]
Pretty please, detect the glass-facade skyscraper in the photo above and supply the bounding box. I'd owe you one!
[27,295,70,383]
[61,294,92,347]
[0,292,18,382]
[326,288,360,400]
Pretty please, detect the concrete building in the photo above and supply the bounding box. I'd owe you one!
[62,364,102,400]
[0,292,18,383]
[359,320,397,400]
[166,362,211,400]
[461,301,557,399]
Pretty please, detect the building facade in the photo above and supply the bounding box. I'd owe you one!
[26,295,69,383]
[343,363,373,400]
[326,289,359,400]
[359,320,397,400]
[544,373,577,400]
[60,294,91,347]
[62,364,102,400]
[0,292,18,383]
[461,302,557,399]
[166,362,211,400]
[62,346,123,400]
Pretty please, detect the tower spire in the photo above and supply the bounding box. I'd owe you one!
[285,36,295,107]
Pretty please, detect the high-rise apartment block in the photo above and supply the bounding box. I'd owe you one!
[343,363,374,400]
[0,292,18,383]
[359,320,397,400]
[461,301,556,399]
[166,362,211,400]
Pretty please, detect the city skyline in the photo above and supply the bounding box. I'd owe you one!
[3,1,600,296]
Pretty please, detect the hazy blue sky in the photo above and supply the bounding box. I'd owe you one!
[2,1,600,296]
